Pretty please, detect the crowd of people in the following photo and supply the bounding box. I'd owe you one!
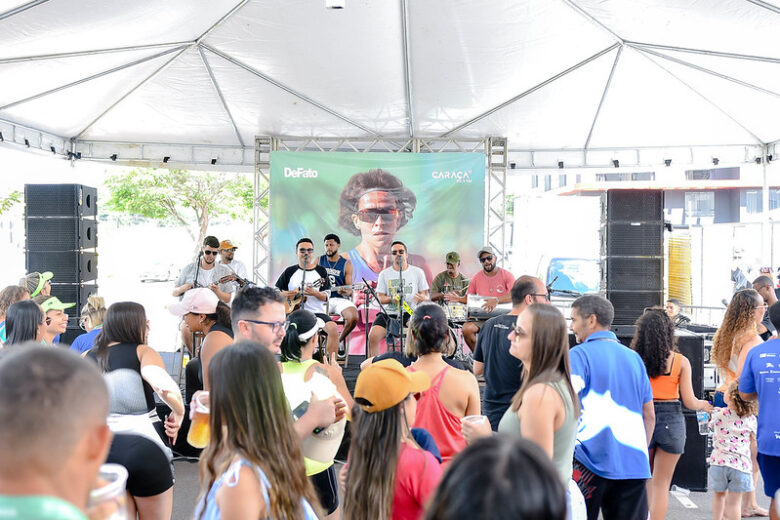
[1,235,780,520]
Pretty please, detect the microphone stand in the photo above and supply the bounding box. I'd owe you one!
[298,254,308,311]
[193,251,203,288]
[361,277,393,356]
[396,257,405,353]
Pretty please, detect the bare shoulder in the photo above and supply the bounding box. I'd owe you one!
[216,463,265,516]
[524,382,563,407]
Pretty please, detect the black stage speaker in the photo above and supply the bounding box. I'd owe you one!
[676,330,704,399]
[601,190,664,325]
[25,184,98,347]
[671,411,710,491]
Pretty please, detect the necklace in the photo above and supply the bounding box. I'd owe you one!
[324,255,339,270]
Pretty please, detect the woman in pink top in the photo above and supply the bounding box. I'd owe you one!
[408,303,481,464]
[344,359,441,520]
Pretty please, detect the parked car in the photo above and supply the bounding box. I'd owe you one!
[140,262,177,283]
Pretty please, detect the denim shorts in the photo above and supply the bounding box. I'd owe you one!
[708,464,754,493]
[649,401,686,454]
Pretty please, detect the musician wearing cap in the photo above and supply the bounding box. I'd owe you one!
[172,235,232,303]
[275,238,340,357]
[216,239,248,294]
[430,252,469,303]
[32,295,75,345]
[450,246,515,352]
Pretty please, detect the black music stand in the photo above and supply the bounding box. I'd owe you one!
[361,277,397,356]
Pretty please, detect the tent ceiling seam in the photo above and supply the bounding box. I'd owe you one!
[626,41,780,64]
[0,41,192,65]
[584,45,623,150]
[0,45,186,111]
[559,0,624,44]
[200,44,382,138]
[440,42,620,137]
[198,46,245,147]
[636,49,765,145]
[0,0,50,23]
[73,46,191,140]
[401,0,415,138]
[743,0,780,15]
[633,44,780,100]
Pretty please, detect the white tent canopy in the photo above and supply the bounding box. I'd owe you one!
[1,0,779,170]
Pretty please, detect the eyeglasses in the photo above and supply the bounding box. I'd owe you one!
[79,316,90,330]
[532,293,550,302]
[755,303,768,310]
[356,208,400,223]
[511,326,525,337]
[298,248,314,254]
[242,319,289,333]
[391,249,406,255]
[203,250,219,256]
[479,255,494,263]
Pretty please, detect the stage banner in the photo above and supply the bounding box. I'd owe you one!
[270,151,485,353]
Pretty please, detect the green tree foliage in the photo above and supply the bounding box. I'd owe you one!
[105,168,253,246]
[0,190,21,215]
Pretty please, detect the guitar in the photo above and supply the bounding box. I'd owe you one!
[285,279,323,314]
[328,282,367,295]
[217,273,250,286]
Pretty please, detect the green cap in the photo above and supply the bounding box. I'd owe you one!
[445,251,460,264]
[27,271,53,298]
[39,296,76,313]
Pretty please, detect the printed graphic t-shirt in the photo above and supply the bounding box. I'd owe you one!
[376,265,429,315]
[569,330,653,480]
[708,407,757,472]
[739,338,780,456]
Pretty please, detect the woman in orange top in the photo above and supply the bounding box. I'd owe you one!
[711,288,767,517]
[632,308,712,520]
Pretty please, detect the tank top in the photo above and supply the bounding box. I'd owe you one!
[198,323,234,383]
[497,377,577,485]
[348,248,378,287]
[87,342,155,413]
[408,365,466,464]
[650,352,682,400]
[319,255,348,299]
[195,458,318,520]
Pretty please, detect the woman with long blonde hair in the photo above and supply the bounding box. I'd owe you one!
[711,288,767,517]
[70,295,107,354]
[197,340,319,520]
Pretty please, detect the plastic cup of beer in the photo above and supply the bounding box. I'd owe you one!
[87,463,128,520]
[463,415,488,424]
[187,391,210,449]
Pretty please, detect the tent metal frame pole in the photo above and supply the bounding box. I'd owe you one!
[0,0,50,22]
[584,45,623,152]
[0,45,187,111]
[560,0,624,44]
[195,0,251,44]
[626,41,780,64]
[201,44,381,138]
[638,51,764,145]
[441,43,620,137]
[744,0,780,15]
[401,0,415,138]
[762,145,771,265]
[0,41,191,65]
[633,45,780,100]
[252,136,507,281]
[198,47,245,147]
[73,47,190,140]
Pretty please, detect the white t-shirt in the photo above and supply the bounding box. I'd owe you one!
[377,264,429,315]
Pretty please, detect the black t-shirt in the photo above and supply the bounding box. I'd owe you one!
[473,313,524,430]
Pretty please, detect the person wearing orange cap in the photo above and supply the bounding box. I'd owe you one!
[217,239,248,295]
[343,359,442,520]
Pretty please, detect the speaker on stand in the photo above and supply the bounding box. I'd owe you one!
[24,184,98,345]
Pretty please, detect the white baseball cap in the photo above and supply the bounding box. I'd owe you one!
[168,288,219,316]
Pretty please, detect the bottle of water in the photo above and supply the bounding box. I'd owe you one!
[696,410,709,435]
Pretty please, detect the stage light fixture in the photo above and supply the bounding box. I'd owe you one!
[50,146,56,154]
[110,154,117,161]
[163,156,170,163]
[558,161,564,169]
[75,152,81,160]
[325,0,345,8]
[768,155,773,163]
[755,157,762,164]
[612,159,619,168]
[211,158,217,165]
[664,159,671,167]
[509,162,516,169]
[712,158,719,166]
[24,139,29,148]
[0,132,3,142]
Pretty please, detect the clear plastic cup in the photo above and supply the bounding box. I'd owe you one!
[87,463,128,520]
[463,415,488,424]
[696,410,709,435]
[187,391,210,448]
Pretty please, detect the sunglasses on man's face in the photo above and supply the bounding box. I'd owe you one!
[391,249,406,255]
[298,248,314,254]
[479,255,494,263]
[203,250,219,256]
[356,208,400,223]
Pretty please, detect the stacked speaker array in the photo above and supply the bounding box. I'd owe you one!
[25,184,98,345]
[600,189,665,325]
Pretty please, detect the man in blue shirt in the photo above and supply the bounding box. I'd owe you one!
[569,295,655,520]
[740,300,780,520]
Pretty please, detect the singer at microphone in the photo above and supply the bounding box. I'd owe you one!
[172,236,231,303]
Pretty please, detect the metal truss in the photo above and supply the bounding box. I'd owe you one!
[252,136,508,282]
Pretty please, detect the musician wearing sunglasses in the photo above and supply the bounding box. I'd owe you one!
[172,235,232,303]
[454,246,515,353]
[337,169,431,286]
[275,238,340,357]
